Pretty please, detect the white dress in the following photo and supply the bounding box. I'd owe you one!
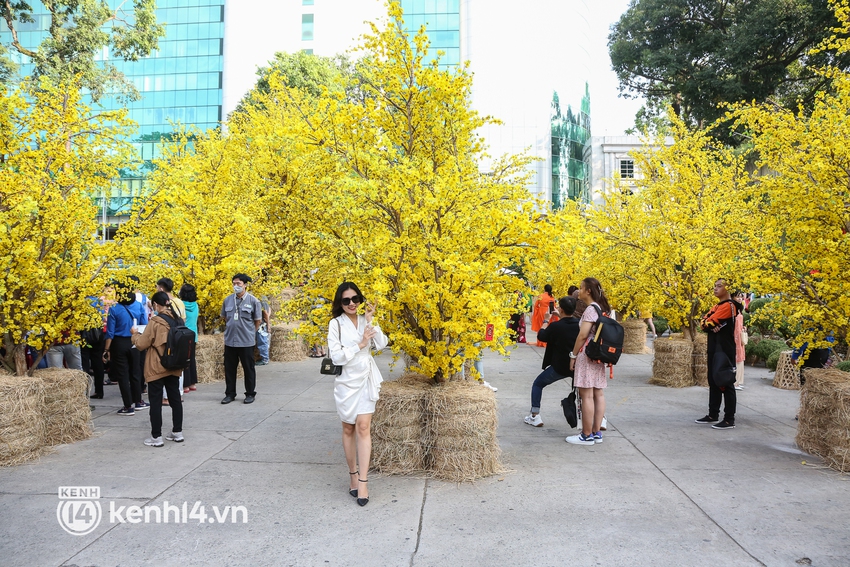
[328,314,388,424]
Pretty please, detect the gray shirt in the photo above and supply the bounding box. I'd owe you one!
[221,292,263,347]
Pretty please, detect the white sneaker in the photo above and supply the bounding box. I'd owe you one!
[144,436,163,447]
[482,381,498,392]
[524,414,543,427]
[165,431,184,443]
[734,385,744,390]
[566,433,596,445]
[600,416,608,431]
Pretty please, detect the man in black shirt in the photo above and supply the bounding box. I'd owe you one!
[524,296,580,427]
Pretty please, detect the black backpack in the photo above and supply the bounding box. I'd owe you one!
[156,314,195,371]
[584,305,624,365]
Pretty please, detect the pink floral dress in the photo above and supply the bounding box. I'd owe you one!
[574,302,608,389]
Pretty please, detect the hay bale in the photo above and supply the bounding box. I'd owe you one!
[33,368,92,445]
[0,374,47,466]
[772,351,800,390]
[796,368,850,472]
[692,335,708,387]
[269,287,299,319]
[622,319,647,354]
[427,381,503,482]
[650,338,694,387]
[371,373,431,475]
[194,334,240,383]
[270,323,308,362]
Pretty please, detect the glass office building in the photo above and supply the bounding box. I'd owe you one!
[399,0,461,68]
[551,85,591,207]
[1,0,224,231]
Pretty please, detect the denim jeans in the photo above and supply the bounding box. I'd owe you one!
[46,344,83,371]
[256,326,270,363]
[531,365,567,413]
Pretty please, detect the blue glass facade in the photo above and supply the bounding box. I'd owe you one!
[1,0,224,221]
[399,0,460,68]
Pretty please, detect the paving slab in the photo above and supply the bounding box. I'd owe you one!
[1,334,848,567]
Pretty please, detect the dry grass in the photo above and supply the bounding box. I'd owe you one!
[650,338,695,387]
[270,323,308,362]
[195,334,241,383]
[0,374,47,466]
[370,373,503,482]
[34,368,92,446]
[772,351,800,390]
[796,368,850,473]
[622,319,647,354]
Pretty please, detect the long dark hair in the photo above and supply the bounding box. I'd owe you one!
[331,282,366,318]
[581,277,611,313]
[151,291,178,319]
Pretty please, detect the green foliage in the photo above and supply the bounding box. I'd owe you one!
[233,50,355,115]
[0,0,165,100]
[751,339,788,362]
[652,317,668,336]
[835,361,850,372]
[766,349,782,371]
[748,298,771,313]
[609,0,850,130]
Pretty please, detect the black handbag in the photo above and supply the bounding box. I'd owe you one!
[711,350,736,388]
[561,385,578,428]
[320,320,343,375]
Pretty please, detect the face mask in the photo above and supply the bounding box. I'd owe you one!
[233,285,244,294]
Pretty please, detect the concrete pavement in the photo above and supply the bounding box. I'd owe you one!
[1,335,848,567]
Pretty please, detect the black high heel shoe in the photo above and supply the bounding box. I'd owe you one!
[90,394,103,399]
[349,471,359,498]
[357,479,369,506]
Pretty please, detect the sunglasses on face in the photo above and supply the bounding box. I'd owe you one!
[341,295,364,306]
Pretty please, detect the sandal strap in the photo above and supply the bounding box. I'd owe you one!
[358,479,368,482]
[349,471,359,475]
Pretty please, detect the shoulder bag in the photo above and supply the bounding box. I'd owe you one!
[320,319,343,375]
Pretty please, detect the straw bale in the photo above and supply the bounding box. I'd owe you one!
[772,351,800,390]
[692,338,708,387]
[194,334,241,383]
[0,374,47,466]
[33,368,92,445]
[270,323,308,362]
[796,369,850,472]
[269,287,299,318]
[622,319,647,354]
[650,339,694,387]
[371,374,431,474]
[427,381,503,482]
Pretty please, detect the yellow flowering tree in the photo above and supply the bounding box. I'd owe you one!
[243,2,538,381]
[108,129,282,333]
[0,80,134,374]
[588,117,747,338]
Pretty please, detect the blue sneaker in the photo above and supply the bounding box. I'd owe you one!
[593,431,603,444]
[134,401,150,411]
[566,432,595,445]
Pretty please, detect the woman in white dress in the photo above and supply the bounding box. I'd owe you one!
[327,282,388,506]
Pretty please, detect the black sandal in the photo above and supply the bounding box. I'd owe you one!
[349,471,359,497]
[357,479,369,506]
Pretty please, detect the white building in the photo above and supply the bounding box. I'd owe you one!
[584,135,674,204]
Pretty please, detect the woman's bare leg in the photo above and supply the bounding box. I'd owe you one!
[579,387,594,436]
[592,388,606,432]
[355,413,373,498]
[342,422,357,491]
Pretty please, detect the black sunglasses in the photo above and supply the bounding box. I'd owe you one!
[341,295,364,306]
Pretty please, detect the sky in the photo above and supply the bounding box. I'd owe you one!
[223,0,644,137]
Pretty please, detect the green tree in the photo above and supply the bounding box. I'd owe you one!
[609,0,850,129]
[1,0,165,100]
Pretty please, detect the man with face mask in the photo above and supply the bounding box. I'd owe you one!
[220,273,263,404]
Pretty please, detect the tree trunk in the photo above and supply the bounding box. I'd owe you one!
[14,344,27,376]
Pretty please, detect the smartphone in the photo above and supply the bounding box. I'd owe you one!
[548,302,555,313]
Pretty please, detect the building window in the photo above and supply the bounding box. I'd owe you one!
[302,48,313,55]
[619,159,634,179]
[303,0,314,4]
[302,14,314,41]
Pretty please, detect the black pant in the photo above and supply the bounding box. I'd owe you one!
[185,350,198,386]
[148,375,183,438]
[224,345,256,398]
[707,340,737,423]
[110,337,142,409]
[81,339,105,397]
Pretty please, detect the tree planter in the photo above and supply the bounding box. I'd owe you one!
[622,318,647,354]
[270,324,309,362]
[650,338,694,387]
[195,334,241,383]
[692,334,708,387]
[0,374,46,466]
[34,368,92,446]
[371,373,503,481]
[796,368,850,473]
[772,351,800,390]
